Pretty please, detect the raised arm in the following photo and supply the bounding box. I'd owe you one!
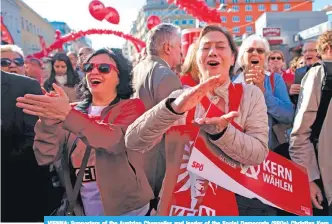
[126,75,226,153]
[125,90,185,153]
[63,99,146,155]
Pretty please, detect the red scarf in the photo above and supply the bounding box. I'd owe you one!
[162,75,243,216]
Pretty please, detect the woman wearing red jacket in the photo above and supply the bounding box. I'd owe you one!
[16,49,153,216]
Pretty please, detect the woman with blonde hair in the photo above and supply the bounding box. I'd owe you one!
[181,42,199,84]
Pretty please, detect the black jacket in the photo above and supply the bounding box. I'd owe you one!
[291,65,312,105]
[1,71,61,221]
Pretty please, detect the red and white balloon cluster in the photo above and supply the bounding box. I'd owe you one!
[30,29,146,59]
[89,0,120,24]
[167,0,221,24]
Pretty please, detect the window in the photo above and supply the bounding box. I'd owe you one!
[245,0,251,2]
[271,4,278,11]
[284,4,291,10]
[246,26,253,33]
[15,18,19,32]
[174,20,179,25]
[245,5,252,11]
[189,20,194,24]
[233,27,240,33]
[221,16,227,22]
[25,20,29,31]
[232,16,240,22]
[232,0,238,3]
[182,20,187,24]
[258,5,265,11]
[232,5,239,12]
[21,17,24,29]
[220,0,225,3]
[245,15,253,22]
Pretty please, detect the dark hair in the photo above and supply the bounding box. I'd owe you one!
[197,25,238,76]
[43,53,80,91]
[79,48,134,102]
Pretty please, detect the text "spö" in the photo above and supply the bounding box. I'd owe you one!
[192,161,204,171]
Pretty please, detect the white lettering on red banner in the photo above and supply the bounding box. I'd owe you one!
[240,159,293,193]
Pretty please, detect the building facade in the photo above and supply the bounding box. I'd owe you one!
[216,0,312,37]
[49,21,73,52]
[1,0,22,46]
[123,0,313,60]
[254,11,327,62]
[124,0,197,60]
[14,0,55,55]
[71,36,93,53]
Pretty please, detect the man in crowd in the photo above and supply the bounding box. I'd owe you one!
[67,51,78,70]
[0,45,25,75]
[77,47,94,78]
[290,31,332,215]
[1,70,61,221]
[132,23,183,205]
[25,57,44,84]
[289,40,320,104]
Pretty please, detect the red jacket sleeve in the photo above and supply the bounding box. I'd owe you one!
[62,99,146,155]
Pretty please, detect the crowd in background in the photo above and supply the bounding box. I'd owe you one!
[1,23,331,221]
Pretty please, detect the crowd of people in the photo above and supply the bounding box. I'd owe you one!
[1,23,331,221]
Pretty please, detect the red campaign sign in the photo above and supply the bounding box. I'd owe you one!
[187,133,313,216]
[162,126,239,216]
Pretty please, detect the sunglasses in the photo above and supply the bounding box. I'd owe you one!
[83,63,119,74]
[246,48,265,54]
[1,58,24,67]
[270,56,282,60]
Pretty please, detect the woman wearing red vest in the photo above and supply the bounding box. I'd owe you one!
[125,25,269,216]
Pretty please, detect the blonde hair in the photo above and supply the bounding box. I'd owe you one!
[296,56,305,69]
[289,56,300,72]
[0,44,24,58]
[181,43,199,81]
[317,30,332,56]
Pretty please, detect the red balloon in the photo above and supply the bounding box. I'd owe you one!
[89,0,107,21]
[104,7,120,24]
[147,15,161,30]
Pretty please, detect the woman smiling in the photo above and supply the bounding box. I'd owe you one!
[16,49,153,216]
[125,25,269,216]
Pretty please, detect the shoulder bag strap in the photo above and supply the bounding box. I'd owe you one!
[62,134,92,216]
